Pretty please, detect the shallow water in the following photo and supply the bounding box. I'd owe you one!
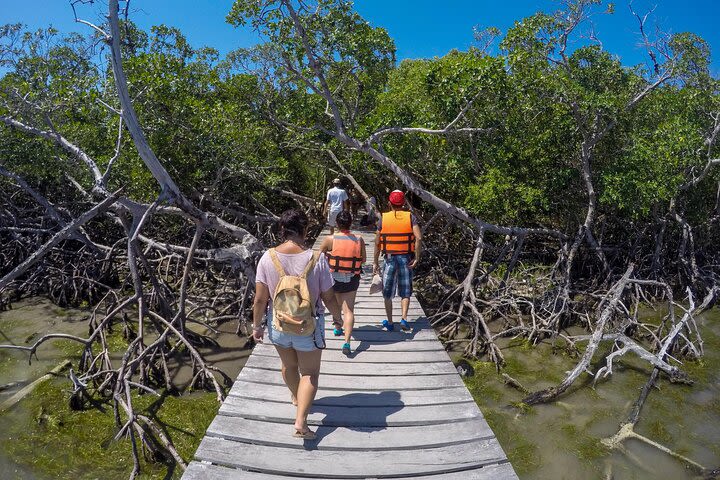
[460,308,720,479]
[0,297,251,479]
[1,297,719,479]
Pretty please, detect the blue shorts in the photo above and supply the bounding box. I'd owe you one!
[267,313,326,352]
[382,254,413,299]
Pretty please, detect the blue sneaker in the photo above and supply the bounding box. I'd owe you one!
[400,319,410,331]
[381,319,394,332]
[342,342,351,356]
[333,327,344,336]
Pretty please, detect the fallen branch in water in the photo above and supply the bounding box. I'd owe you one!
[522,265,635,405]
[601,288,712,475]
[0,359,72,412]
[501,373,529,394]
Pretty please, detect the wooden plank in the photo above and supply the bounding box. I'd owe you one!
[321,324,431,333]
[205,415,495,450]
[322,315,427,322]
[320,317,431,326]
[264,326,439,342]
[322,338,445,351]
[321,316,430,323]
[184,461,518,480]
[194,436,508,478]
[325,312,425,323]
[252,344,451,364]
[228,381,474,406]
[351,298,422,305]
[183,462,289,480]
[427,463,519,480]
[245,353,457,375]
[218,396,481,427]
[238,367,465,390]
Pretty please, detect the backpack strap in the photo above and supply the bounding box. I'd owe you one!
[268,249,286,278]
[300,251,320,279]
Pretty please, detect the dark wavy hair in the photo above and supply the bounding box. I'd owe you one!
[278,209,308,240]
[336,211,352,230]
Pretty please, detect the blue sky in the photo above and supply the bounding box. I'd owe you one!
[2,1,719,73]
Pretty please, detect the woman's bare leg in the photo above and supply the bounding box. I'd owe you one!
[333,292,344,329]
[275,346,299,405]
[294,348,322,432]
[338,290,357,344]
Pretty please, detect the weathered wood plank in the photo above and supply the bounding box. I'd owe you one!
[328,298,423,306]
[183,462,292,480]
[228,381,474,406]
[194,436,507,478]
[322,338,445,351]
[252,344,451,364]
[183,461,518,480]
[238,367,465,390]
[322,314,427,323]
[263,326,439,342]
[427,463,520,479]
[206,415,495,450]
[245,353,457,375]
[218,396,481,427]
[320,317,430,326]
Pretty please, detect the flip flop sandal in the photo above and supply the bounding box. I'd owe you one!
[342,342,351,355]
[333,327,345,336]
[293,428,317,440]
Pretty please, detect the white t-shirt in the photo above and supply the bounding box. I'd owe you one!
[326,187,348,212]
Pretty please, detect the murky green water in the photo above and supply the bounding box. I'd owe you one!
[461,308,720,479]
[0,297,251,479]
[1,297,718,479]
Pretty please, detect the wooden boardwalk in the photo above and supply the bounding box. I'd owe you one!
[183,230,517,479]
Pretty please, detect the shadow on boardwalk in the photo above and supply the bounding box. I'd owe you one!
[302,391,404,450]
[349,320,428,358]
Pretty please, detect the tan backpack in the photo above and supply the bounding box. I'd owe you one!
[268,248,319,336]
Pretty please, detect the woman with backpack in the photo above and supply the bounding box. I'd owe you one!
[319,211,366,356]
[252,209,343,440]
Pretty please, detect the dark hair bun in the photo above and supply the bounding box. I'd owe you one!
[279,209,308,239]
[336,211,352,230]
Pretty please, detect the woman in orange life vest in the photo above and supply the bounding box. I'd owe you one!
[372,190,422,332]
[320,211,366,356]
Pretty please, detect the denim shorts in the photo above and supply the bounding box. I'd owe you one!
[382,254,413,299]
[267,312,326,352]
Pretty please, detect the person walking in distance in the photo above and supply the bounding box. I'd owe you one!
[322,178,349,235]
[320,211,366,356]
[373,190,422,331]
[252,209,344,439]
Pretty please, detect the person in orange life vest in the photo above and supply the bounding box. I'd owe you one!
[372,190,422,331]
[320,211,366,356]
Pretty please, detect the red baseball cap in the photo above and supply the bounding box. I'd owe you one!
[388,190,405,206]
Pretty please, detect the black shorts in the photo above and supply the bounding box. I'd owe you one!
[332,274,360,293]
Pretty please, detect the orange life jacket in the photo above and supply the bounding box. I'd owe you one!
[326,233,363,274]
[379,211,415,254]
